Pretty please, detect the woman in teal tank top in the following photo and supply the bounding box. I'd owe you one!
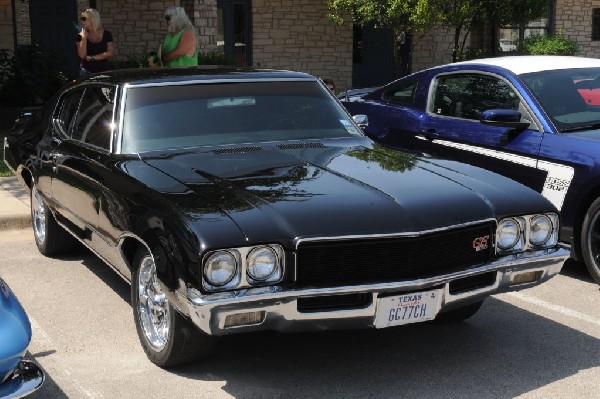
[161,6,198,67]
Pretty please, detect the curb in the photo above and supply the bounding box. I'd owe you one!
[0,176,31,231]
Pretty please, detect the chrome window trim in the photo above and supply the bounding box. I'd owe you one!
[426,70,544,132]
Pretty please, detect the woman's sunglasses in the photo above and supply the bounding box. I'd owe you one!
[80,16,87,21]
[164,15,171,21]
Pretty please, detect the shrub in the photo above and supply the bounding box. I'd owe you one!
[0,45,69,106]
[517,33,580,56]
[198,51,237,66]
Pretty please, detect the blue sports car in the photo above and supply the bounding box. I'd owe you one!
[0,277,44,398]
[341,55,600,284]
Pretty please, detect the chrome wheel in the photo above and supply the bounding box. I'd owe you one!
[136,254,170,350]
[31,187,47,245]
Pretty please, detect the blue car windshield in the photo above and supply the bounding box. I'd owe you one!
[121,81,362,153]
[521,68,600,132]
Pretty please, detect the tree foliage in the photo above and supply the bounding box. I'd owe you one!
[328,0,551,74]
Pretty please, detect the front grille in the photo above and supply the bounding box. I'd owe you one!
[295,222,495,289]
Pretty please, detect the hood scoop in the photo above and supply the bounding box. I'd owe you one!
[212,146,263,155]
[277,142,325,150]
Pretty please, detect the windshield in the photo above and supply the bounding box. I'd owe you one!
[121,81,362,153]
[521,68,600,132]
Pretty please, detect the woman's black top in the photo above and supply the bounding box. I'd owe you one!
[78,30,113,73]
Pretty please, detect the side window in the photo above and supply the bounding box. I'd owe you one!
[382,81,417,105]
[71,86,115,151]
[431,74,520,120]
[57,90,84,135]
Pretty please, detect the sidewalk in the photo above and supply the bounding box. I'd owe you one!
[0,175,31,231]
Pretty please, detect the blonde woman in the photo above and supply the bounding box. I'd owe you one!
[160,6,198,66]
[76,8,114,76]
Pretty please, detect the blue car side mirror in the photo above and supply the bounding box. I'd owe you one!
[480,109,530,130]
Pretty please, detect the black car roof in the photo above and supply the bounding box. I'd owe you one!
[82,66,317,86]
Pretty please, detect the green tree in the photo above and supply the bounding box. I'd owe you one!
[434,0,485,62]
[433,0,547,62]
[327,0,440,77]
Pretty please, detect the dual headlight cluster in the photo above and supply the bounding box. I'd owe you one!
[202,244,284,292]
[496,213,559,254]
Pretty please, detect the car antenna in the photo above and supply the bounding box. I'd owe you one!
[345,85,349,102]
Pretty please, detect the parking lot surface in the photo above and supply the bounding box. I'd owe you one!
[0,231,599,398]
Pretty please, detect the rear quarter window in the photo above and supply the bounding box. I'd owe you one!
[382,81,417,105]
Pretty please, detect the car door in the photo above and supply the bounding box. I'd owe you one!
[418,72,548,193]
[49,85,115,246]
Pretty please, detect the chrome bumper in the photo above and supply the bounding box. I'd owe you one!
[0,360,45,399]
[184,247,568,336]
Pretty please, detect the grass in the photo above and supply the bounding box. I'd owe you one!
[0,138,13,177]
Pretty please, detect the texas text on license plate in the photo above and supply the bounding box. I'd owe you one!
[374,289,443,328]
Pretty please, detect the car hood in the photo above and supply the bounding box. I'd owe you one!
[139,140,553,244]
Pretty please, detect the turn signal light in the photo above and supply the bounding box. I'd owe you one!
[224,311,265,328]
[512,271,541,285]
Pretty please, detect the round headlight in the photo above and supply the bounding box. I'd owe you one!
[497,218,521,250]
[247,246,279,281]
[204,251,237,287]
[530,215,553,246]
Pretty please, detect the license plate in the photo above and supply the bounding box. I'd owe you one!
[374,289,443,328]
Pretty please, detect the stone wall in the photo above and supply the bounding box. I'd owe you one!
[79,0,177,61]
[183,0,217,51]
[14,0,29,46]
[251,0,353,90]
[411,27,457,73]
[554,0,600,57]
[0,0,13,50]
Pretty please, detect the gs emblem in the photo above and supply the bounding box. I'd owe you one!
[472,235,489,252]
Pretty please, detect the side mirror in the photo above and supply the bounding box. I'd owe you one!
[353,114,368,129]
[480,109,530,130]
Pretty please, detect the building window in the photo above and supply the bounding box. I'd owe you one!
[593,8,600,41]
[498,0,553,52]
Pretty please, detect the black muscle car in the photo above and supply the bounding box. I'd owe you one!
[3,67,568,367]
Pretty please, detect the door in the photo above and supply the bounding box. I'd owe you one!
[217,0,251,66]
[419,72,548,192]
[351,24,402,89]
[30,0,78,78]
[50,85,114,243]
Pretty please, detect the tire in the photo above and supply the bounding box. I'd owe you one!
[434,301,483,323]
[30,183,76,256]
[580,197,600,284]
[131,245,215,368]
